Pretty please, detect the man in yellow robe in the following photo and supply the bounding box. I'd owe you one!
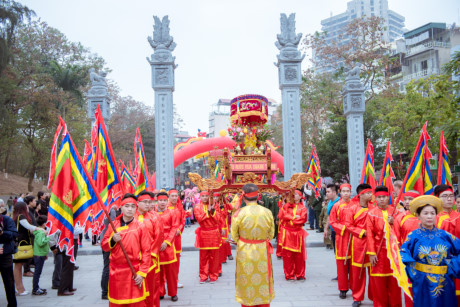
[231,183,275,307]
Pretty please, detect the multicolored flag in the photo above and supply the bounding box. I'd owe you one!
[47,128,102,263]
[120,160,135,194]
[47,116,67,189]
[360,139,377,190]
[306,146,321,199]
[382,215,412,300]
[91,104,124,207]
[437,131,452,186]
[83,139,95,175]
[396,122,434,204]
[379,142,396,204]
[134,128,149,195]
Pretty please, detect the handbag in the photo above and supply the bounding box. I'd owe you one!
[13,217,33,260]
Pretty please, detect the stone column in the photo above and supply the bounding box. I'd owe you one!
[147,16,177,189]
[343,67,365,191]
[87,68,109,128]
[275,13,305,179]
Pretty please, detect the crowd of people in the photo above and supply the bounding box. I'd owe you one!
[1,183,460,307]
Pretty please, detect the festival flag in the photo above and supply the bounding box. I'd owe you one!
[149,172,156,190]
[382,215,412,300]
[396,122,434,204]
[379,142,396,205]
[134,128,149,195]
[437,131,452,186]
[47,116,67,189]
[119,160,135,194]
[91,104,124,207]
[306,146,322,198]
[360,139,377,190]
[83,139,95,175]
[214,159,222,182]
[47,128,103,263]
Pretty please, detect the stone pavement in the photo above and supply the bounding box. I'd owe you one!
[2,224,379,307]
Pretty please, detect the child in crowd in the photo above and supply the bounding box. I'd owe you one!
[32,215,50,295]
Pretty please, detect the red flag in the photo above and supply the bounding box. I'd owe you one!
[437,131,453,186]
[134,128,150,194]
[47,116,66,189]
[360,139,377,190]
[379,142,396,204]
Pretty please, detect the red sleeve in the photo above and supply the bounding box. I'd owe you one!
[294,205,307,225]
[345,206,363,238]
[138,223,152,276]
[329,203,346,235]
[151,216,164,258]
[164,213,177,245]
[194,204,206,223]
[366,211,377,255]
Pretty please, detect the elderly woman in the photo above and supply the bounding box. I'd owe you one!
[400,195,460,307]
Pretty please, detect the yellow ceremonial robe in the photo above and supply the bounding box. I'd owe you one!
[231,201,275,306]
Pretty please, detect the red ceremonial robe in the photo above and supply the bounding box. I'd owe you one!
[168,201,187,282]
[194,202,222,282]
[276,200,285,258]
[436,210,459,233]
[345,203,372,302]
[366,205,402,307]
[329,199,354,292]
[278,202,308,280]
[101,216,151,306]
[157,208,179,297]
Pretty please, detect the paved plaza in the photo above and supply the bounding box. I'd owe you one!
[2,225,376,307]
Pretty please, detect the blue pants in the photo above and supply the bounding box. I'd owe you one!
[308,206,318,229]
[185,217,191,226]
[32,256,46,292]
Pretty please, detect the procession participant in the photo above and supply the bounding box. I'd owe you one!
[231,183,275,307]
[435,184,458,233]
[136,191,164,307]
[276,194,286,259]
[325,184,340,254]
[101,194,151,307]
[329,183,354,299]
[194,191,222,283]
[156,192,179,302]
[214,192,230,276]
[366,186,402,307]
[168,189,188,289]
[401,195,460,307]
[392,190,420,307]
[345,184,373,307]
[278,190,308,281]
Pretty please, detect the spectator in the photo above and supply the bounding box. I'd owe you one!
[309,188,325,232]
[32,215,50,295]
[456,195,460,212]
[23,196,37,275]
[13,197,17,207]
[13,202,42,295]
[17,194,25,203]
[49,230,62,291]
[184,197,193,227]
[0,210,19,307]
[0,200,7,216]
[36,191,48,216]
[6,197,14,215]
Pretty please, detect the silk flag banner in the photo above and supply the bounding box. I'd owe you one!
[360,139,377,190]
[120,160,135,194]
[47,131,101,262]
[379,142,396,205]
[306,146,321,199]
[134,128,149,195]
[437,131,452,186]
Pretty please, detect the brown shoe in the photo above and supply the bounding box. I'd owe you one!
[227,255,233,260]
[70,288,77,292]
[23,271,34,277]
[58,291,74,296]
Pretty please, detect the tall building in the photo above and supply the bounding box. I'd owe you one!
[208,98,278,138]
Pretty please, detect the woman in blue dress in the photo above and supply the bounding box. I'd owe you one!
[400,195,460,307]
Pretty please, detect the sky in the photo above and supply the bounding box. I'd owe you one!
[20,0,460,134]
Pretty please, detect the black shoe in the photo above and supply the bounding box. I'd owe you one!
[52,286,59,290]
[331,277,338,281]
[277,256,282,260]
[171,295,178,301]
[73,266,79,271]
[352,301,361,307]
[160,296,164,300]
[316,229,324,233]
[227,255,233,260]
[218,273,222,277]
[32,289,47,295]
[339,290,347,299]
[101,294,108,300]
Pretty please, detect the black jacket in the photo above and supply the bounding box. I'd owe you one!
[0,215,18,255]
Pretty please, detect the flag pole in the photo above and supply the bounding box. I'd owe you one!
[68,133,136,276]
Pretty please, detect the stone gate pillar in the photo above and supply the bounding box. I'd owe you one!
[343,67,365,191]
[147,15,177,189]
[87,68,109,128]
[275,13,305,179]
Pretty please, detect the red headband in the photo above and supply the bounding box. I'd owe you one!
[375,191,389,197]
[294,190,305,200]
[340,184,351,190]
[359,188,373,196]
[138,194,151,202]
[243,191,259,198]
[157,195,169,200]
[168,189,178,195]
[436,188,454,197]
[200,191,209,196]
[213,192,220,197]
[403,191,420,198]
[121,197,137,206]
